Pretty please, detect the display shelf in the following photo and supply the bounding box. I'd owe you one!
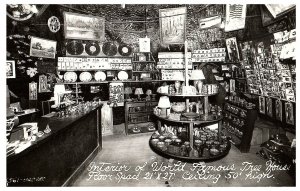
[132,61,155,63]
[58,80,187,85]
[149,139,231,162]
[250,93,296,103]
[223,98,258,153]
[132,71,158,73]
[158,68,193,70]
[57,69,132,71]
[153,113,223,125]
[159,92,218,97]
[64,55,132,58]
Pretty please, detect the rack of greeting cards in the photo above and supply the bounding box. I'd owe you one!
[239,29,296,132]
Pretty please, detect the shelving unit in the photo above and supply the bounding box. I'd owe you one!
[125,100,158,135]
[132,52,159,80]
[222,97,257,153]
[151,93,230,161]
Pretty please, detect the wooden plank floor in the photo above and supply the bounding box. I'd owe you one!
[72,130,295,187]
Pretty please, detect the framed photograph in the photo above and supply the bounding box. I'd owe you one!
[30,36,57,59]
[226,37,240,62]
[39,74,50,93]
[285,102,294,125]
[266,97,272,117]
[159,7,186,44]
[29,82,38,100]
[275,99,282,121]
[64,12,105,41]
[6,60,15,78]
[259,96,265,114]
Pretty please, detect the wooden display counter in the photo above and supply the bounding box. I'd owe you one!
[7,105,102,186]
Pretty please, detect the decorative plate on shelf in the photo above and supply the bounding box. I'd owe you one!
[63,72,77,82]
[117,71,128,80]
[79,72,92,82]
[85,41,101,56]
[118,43,132,56]
[66,40,84,55]
[94,71,106,81]
[102,42,117,56]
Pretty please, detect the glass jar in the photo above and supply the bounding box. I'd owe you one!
[158,135,165,142]
[174,138,182,146]
[165,139,172,146]
[202,148,210,157]
[171,135,178,142]
[157,141,165,150]
[151,138,159,146]
[210,146,220,156]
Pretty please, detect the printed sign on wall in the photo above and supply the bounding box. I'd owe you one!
[225,4,247,32]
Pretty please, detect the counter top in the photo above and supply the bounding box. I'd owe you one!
[7,105,102,162]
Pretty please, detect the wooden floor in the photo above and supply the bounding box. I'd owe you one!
[72,124,295,187]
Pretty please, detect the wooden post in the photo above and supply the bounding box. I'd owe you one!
[204,96,208,114]
[185,41,188,87]
[189,123,194,157]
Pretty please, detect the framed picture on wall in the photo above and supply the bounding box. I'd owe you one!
[30,36,57,59]
[64,12,105,41]
[226,37,240,62]
[259,96,265,114]
[159,7,186,45]
[285,102,294,125]
[6,60,15,78]
[29,82,38,100]
[39,74,50,93]
[266,97,272,117]
[275,99,282,121]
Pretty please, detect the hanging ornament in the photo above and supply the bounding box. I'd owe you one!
[48,16,60,33]
[26,67,38,78]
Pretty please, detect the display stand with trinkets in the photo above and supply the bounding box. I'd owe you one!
[149,42,231,162]
[132,52,159,81]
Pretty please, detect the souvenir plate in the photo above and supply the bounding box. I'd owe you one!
[79,72,92,82]
[94,71,106,81]
[85,41,101,56]
[66,40,84,55]
[63,72,77,82]
[117,71,128,80]
[118,43,132,56]
[102,42,117,56]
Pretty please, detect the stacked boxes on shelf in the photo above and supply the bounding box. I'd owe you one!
[57,57,132,70]
[192,48,226,62]
[157,52,192,80]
